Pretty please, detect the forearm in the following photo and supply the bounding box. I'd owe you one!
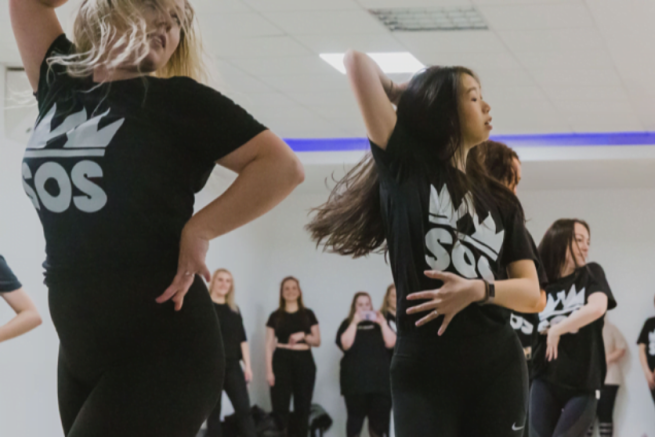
[340,323,358,350]
[554,304,604,335]
[639,346,652,376]
[189,152,303,241]
[265,341,275,373]
[344,50,393,96]
[490,278,541,313]
[607,348,625,364]
[380,323,396,349]
[241,342,251,370]
[0,309,42,343]
[305,333,321,347]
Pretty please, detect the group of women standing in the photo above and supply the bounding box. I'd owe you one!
[0,0,650,436]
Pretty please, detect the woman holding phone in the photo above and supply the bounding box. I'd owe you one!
[337,292,396,437]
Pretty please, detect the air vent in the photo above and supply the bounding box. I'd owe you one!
[369,7,488,32]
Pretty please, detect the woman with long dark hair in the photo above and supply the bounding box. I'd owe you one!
[205,269,256,437]
[9,0,304,435]
[531,219,616,437]
[0,255,42,344]
[265,276,320,437]
[307,51,541,436]
[337,291,395,437]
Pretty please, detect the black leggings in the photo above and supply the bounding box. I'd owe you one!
[270,348,316,437]
[586,384,619,437]
[344,393,392,437]
[48,270,223,437]
[206,360,257,437]
[391,327,528,437]
[530,379,597,437]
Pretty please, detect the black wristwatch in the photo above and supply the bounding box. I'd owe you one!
[478,280,496,305]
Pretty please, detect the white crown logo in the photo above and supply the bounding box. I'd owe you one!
[540,284,586,325]
[28,103,125,150]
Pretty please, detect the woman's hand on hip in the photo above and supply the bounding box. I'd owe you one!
[156,222,211,311]
[406,271,485,335]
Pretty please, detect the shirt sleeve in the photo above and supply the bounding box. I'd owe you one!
[35,34,75,109]
[266,312,277,329]
[586,263,617,310]
[0,255,22,293]
[499,204,539,269]
[369,121,417,185]
[170,77,267,163]
[238,311,247,343]
[638,320,652,345]
[335,319,349,351]
[306,309,319,327]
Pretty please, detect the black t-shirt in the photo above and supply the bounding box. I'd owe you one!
[0,255,22,293]
[336,319,392,396]
[24,35,267,280]
[266,309,319,344]
[370,122,538,339]
[510,232,549,361]
[533,263,617,390]
[213,303,247,362]
[637,317,655,371]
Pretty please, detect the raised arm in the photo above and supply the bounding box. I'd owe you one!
[9,0,66,92]
[0,289,43,343]
[343,50,403,149]
[156,131,304,310]
[305,324,321,348]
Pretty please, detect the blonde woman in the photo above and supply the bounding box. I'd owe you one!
[380,284,397,334]
[9,1,304,436]
[1,255,42,344]
[206,269,256,437]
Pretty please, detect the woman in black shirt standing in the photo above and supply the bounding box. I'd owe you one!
[266,276,321,437]
[0,255,42,344]
[531,219,616,437]
[206,269,256,437]
[637,296,655,405]
[337,291,395,437]
[307,52,541,436]
[9,1,304,436]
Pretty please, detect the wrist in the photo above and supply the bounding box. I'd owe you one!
[471,280,486,303]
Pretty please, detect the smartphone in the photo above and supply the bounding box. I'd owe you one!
[361,311,377,321]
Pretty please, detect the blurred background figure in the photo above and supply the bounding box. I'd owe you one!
[0,254,42,344]
[206,269,256,437]
[637,298,655,406]
[266,277,321,437]
[337,291,395,437]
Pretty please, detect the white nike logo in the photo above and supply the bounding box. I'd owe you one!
[512,423,525,431]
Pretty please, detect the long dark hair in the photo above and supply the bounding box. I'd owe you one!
[538,219,590,283]
[468,140,520,189]
[307,66,522,257]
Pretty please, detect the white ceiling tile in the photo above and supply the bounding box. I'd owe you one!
[293,33,406,54]
[475,68,535,87]
[473,0,581,4]
[258,74,350,93]
[416,51,522,70]
[197,13,283,38]
[311,105,363,119]
[394,31,507,53]
[542,86,630,102]
[234,92,301,108]
[210,60,275,93]
[192,0,253,13]
[498,28,605,53]
[529,68,623,87]
[213,36,312,58]
[483,86,548,102]
[0,41,21,65]
[551,99,634,115]
[490,108,570,134]
[514,50,614,70]
[244,0,361,12]
[229,56,335,76]
[262,10,387,35]
[479,4,594,31]
[566,113,643,133]
[358,0,472,7]
[250,104,320,121]
[287,91,358,107]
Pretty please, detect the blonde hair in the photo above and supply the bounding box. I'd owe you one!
[209,268,237,312]
[380,283,396,316]
[48,0,206,83]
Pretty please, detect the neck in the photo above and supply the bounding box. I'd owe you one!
[285,302,299,312]
[211,293,227,304]
[560,263,576,278]
[93,66,145,83]
[389,308,396,316]
[450,143,475,172]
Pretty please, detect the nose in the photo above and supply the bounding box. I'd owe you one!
[483,100,491,114]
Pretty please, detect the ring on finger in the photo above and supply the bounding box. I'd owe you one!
[184,271,192,276]
[431,309,438,317]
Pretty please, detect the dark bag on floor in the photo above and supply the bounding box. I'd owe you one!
[309,404,332,437]
[220,405,283,437]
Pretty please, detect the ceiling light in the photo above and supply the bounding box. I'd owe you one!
[320,52,425,75]
[369,7,488,32]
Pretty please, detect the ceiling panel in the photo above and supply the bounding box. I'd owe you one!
[229,56,336,76]
[566,112,643,133]
[262,10,387,35]
[258,73,350,93]
[514,50,614,70]
[542,86,630,102]
[416,51,522,70]
[529,68,623,87]
[357,0,472,7]
[191,0,252,13]
[213,36,313,58]
[479,4,594,31]
[243,0,360,12]
[498,28,605,52]
[394,30,507,53]
[293,33,406,54]
[197,13,284,38]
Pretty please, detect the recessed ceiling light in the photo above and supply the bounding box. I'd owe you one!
[320,52,425,75]
[369,7,488,32]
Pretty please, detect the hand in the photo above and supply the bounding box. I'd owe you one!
[546,324,562,361]
[267,371,275,387]
[375,311,386,326]
[352,311,363,325]
[406,271,485,335]
[288,331,306,346]
[156,223,211,311]
[244,367,253,384]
